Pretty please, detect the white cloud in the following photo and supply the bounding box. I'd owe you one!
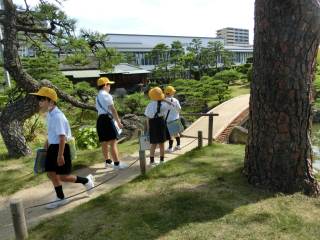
[13,0,255,43]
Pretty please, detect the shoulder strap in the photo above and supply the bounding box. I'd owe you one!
[165,98,173,121]
[154,101,161,118]
[96,96,105,112]
[165,110,170,121]
[97,95,113,119]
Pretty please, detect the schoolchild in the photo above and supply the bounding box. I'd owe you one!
[30,87,94,209]
[164,86,182,152]
[95,77,127,169]
[144,87,173,165]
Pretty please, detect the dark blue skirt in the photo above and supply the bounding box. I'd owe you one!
[149,117,167,144]
[96,114,117,142]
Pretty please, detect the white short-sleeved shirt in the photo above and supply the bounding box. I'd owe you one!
[47,107,72,144]
[165,97,181,122]
[96,90,114,116]
[144,100,172,119]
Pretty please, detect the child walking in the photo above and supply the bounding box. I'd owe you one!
[164,86,182,152]
[30,87,94,209]
[144,87,173,165]
[95,77,127,169]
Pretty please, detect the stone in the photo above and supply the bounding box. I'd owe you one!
[229,126,248,144]
[121,114,145,139]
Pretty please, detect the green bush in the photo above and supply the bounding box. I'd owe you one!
[213,69,241,85]
[75,126,99,149]
[170,77,230,114]
[23,114,45,142]
[235,63,252,75]
[115,92,148,115]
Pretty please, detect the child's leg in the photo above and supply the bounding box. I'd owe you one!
[59,174,87,183]
[175,136,181,146]
[109,139,120,164]
[150,144,157,163]
[159,143,165,162]
[168,139,174,149]
[101,141,113,165]
[47,172,64,199]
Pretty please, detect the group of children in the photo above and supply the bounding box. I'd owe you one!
[144,86,183,165]
[30,77,182,209]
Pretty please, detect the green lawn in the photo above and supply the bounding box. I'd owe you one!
[0,137,138,196]
[229,83,250,98]
[28,144,320,240]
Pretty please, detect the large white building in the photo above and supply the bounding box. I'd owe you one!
[105,33,253,68]
[13,32,253,72]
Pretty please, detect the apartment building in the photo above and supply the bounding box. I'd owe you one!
[216,27,249,46]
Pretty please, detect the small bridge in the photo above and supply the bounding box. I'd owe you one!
[182,94,250,144]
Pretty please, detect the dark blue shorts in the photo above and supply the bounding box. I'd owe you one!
[45,144,71,175]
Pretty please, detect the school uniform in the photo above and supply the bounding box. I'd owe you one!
[164,97,182,139]
[165,97,181,122]
[96,90,117,142]
[144,100,171,144]
[45,106,72,175]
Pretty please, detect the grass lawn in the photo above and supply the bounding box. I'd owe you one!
[0,136,138,196]
[28,143,320,240]
[229,83,250,98]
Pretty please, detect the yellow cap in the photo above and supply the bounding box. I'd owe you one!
[148,87,165,101]
[164,86,176,95]
[30,87,58,102]
[97,77,114,86]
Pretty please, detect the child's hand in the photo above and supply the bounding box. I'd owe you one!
[57,155,65,166]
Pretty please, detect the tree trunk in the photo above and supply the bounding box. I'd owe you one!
[244,0,320,195]
[0,96,38,157]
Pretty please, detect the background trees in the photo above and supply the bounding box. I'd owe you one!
[149,39,233,82]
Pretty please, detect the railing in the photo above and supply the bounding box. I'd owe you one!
[181,113,219,146]
[137,112,219,175]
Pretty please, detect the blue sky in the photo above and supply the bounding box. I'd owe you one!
[14,0,255,43]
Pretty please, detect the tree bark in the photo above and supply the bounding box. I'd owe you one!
[244,0,320,195]
[0,96,38,157]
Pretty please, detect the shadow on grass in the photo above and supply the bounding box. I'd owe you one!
[29,145,275,240]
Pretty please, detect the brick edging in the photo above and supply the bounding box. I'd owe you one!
[215,108,249,143]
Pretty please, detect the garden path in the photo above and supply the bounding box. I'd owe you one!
[0,94,250,240]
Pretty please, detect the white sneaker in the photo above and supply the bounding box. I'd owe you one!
[150,161,158,166]
[174,145,181,151]
[166,148,174,153]
[85,174,95,195]
[113,162,128,170]
[46,197,69,209]
[105,161,113,169]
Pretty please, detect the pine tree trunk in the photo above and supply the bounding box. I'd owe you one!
[244,0,320,195]
[0,96,38,157]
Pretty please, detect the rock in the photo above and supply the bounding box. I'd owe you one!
[121,114,145,139]
[229,126,248,144]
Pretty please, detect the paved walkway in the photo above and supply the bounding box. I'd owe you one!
[0,94,250,240]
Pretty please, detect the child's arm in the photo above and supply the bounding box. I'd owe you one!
[57,135,66,166]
